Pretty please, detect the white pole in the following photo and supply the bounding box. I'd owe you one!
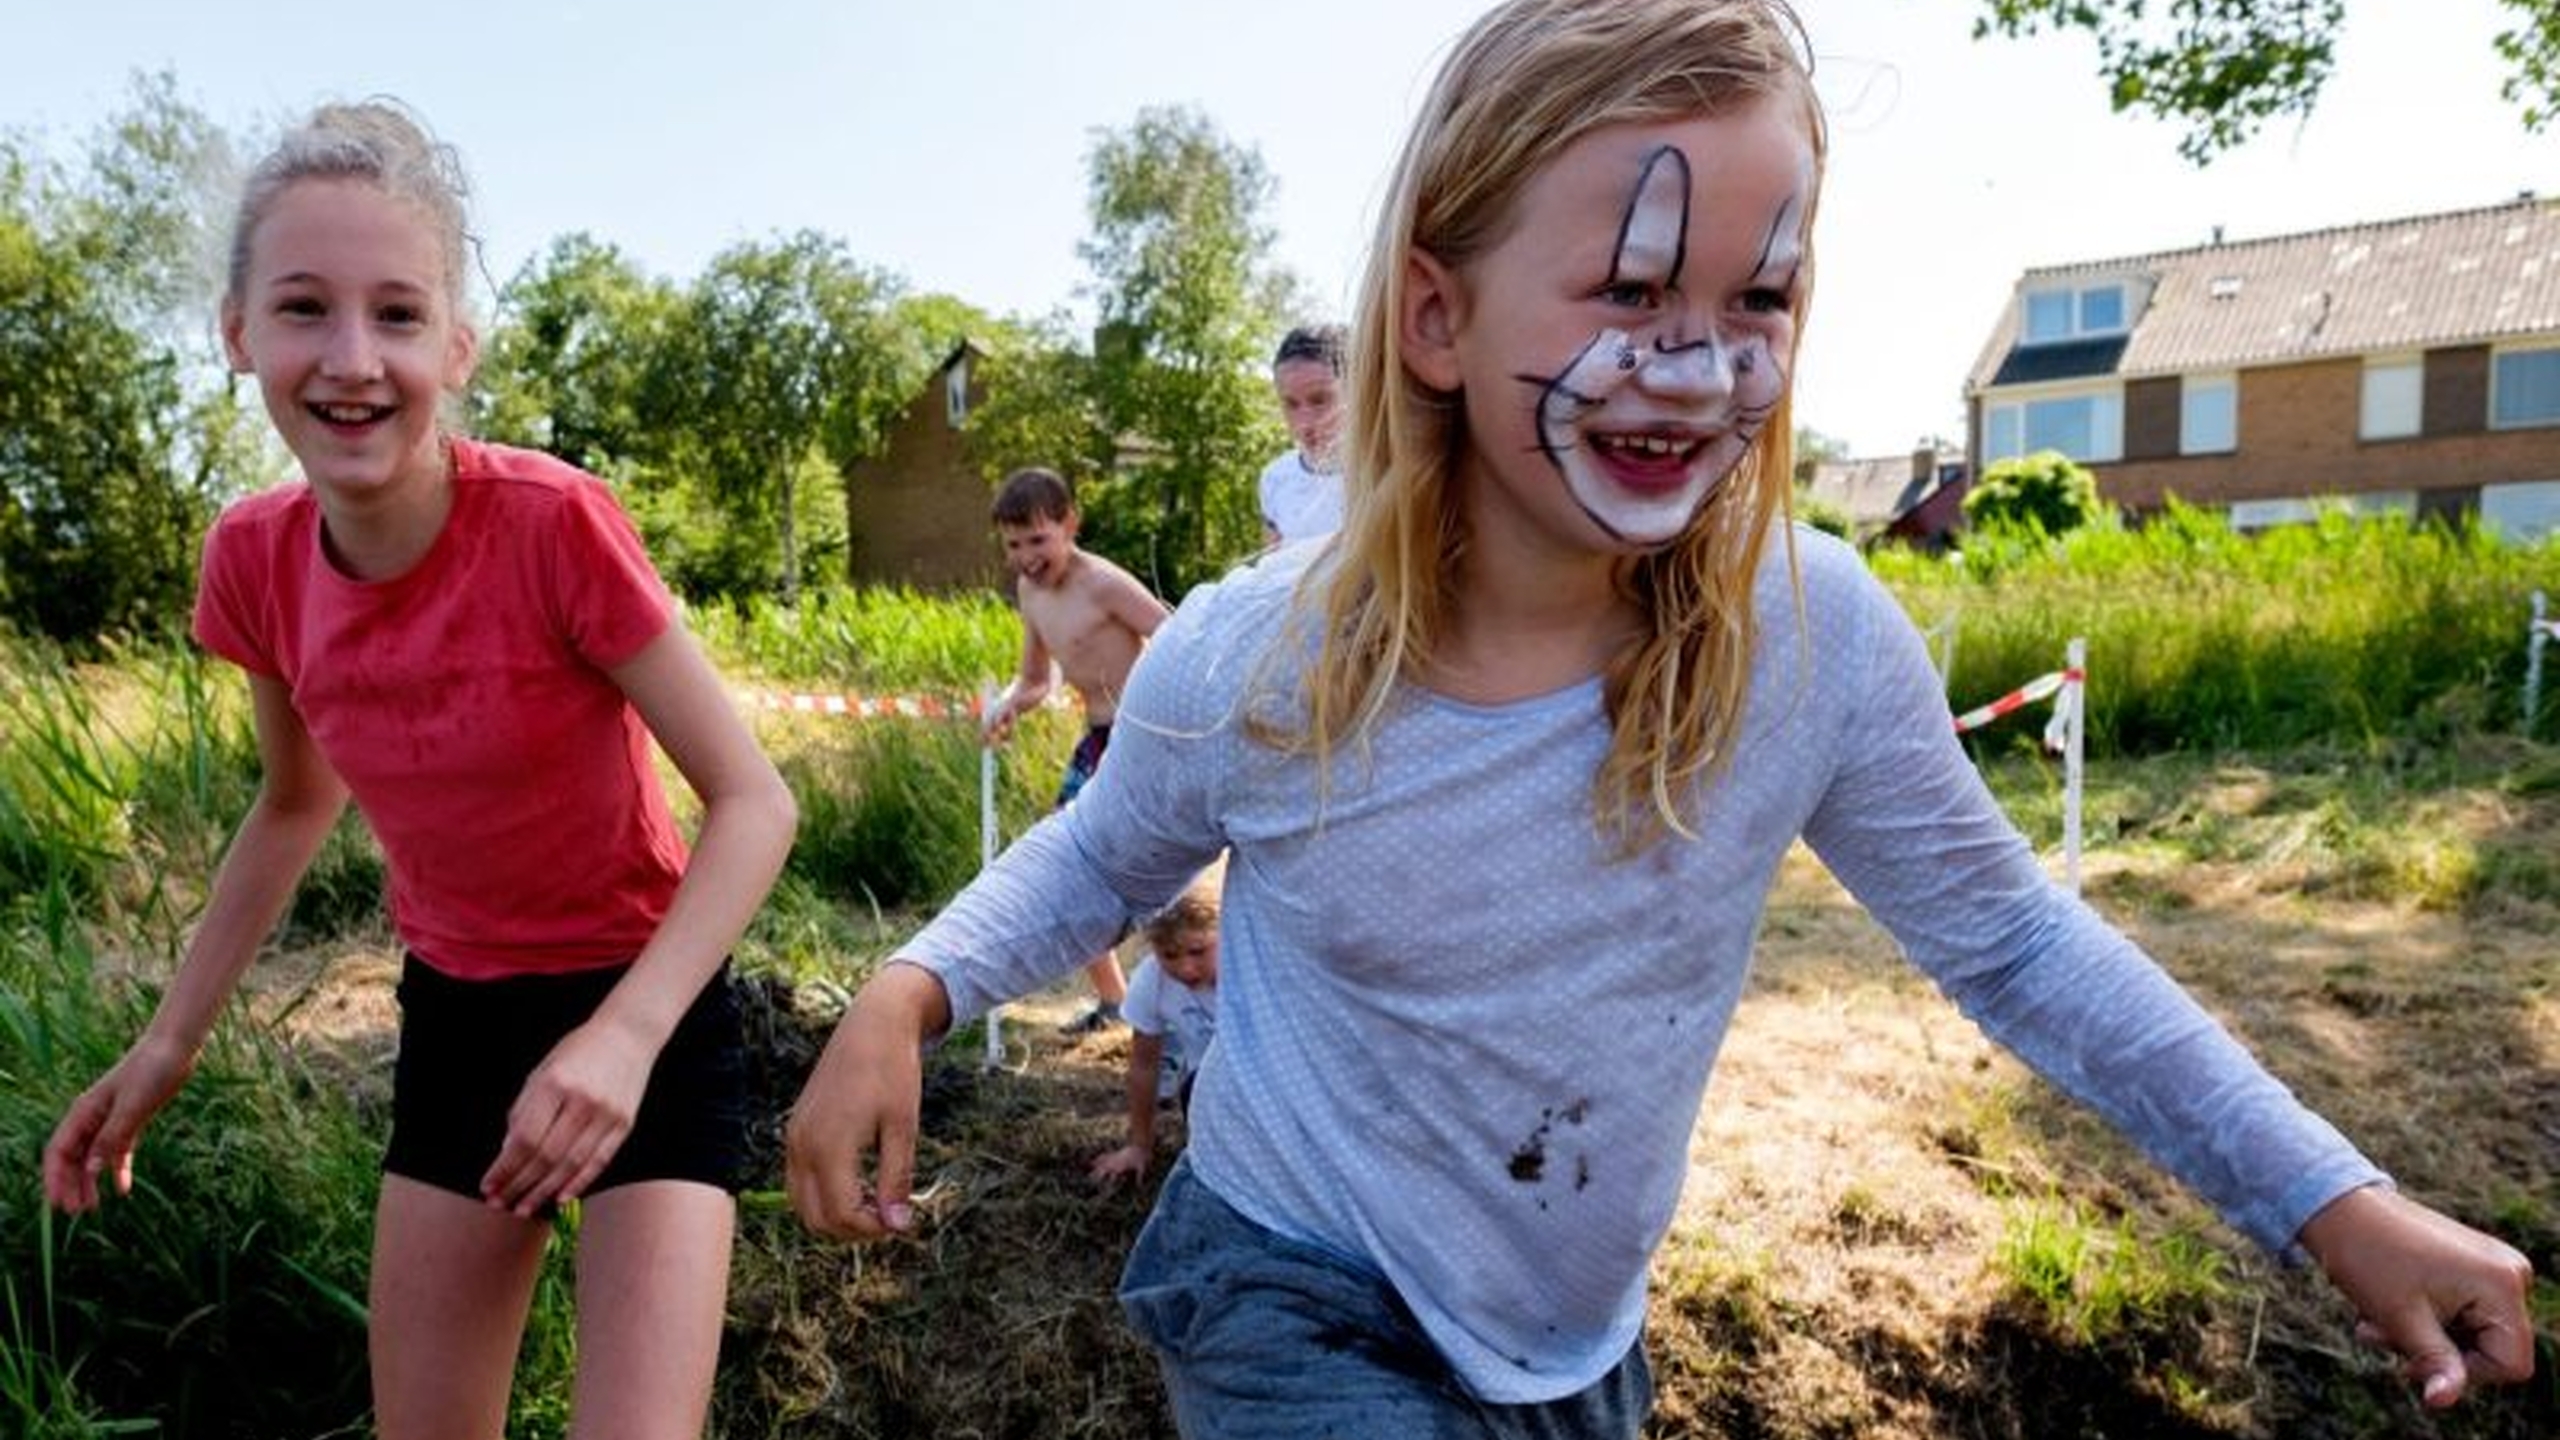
[2528,591,2549,737]
[2063,637,2086,897]
[979,683,1006,1069]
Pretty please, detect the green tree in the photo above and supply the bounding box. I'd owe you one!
[1078,106,1291,598]
[654,232,907,602]
[961,313,1112,497]
[0,74,245,644]
[476,232,678,476]
[1962,449,2109,535]
[1975,1,2560,162]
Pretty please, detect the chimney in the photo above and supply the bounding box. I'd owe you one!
[1911,446,1937,485]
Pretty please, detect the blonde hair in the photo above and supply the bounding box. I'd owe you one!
[1279,0,1824,854]
[1143,857,1226,955]
[226,99,475,320]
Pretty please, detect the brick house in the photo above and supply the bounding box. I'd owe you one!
[1963,196,2560,540]
[843,339,1002,589]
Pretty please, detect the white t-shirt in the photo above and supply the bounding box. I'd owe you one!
[1256,449,1343,545]
[1121,955,1219,1101]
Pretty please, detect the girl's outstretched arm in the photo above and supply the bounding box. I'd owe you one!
[478,622,797,1216]
[786,960,951,1239]
[42,673,348,1211]
[2298,1183,2537,1407]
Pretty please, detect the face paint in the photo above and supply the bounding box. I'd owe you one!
[1514,142,1806,548]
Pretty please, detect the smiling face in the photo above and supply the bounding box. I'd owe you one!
[1273,357,1344,471]
[999,513,1077,589]
[221,178,477,510]
[1406,100,1811,556]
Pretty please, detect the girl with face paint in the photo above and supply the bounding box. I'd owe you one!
[786,2,2535,1432]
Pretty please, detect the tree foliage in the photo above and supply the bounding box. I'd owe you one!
[1975,0,2560,161]
[1075,106,1291,599]
[1962,449,2109,535]
[0,74,249,644]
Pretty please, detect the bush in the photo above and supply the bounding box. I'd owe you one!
[1962,450,2108,537]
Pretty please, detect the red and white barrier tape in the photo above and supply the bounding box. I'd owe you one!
[738,689,978,719]
[1951,667,2082,734]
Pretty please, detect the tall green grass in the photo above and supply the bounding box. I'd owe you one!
[686,583,1020,692]
[0,882,377,1437]
[1874,504,2560,754]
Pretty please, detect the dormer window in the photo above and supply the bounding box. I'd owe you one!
[2021,281,2129,345]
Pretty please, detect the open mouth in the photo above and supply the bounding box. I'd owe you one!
[307,400,395,429]
[1587,430,1710,486]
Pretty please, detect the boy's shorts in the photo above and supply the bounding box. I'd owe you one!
[1056,722,1114,807]
[383,953,747,1203]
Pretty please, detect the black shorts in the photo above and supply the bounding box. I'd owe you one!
[383,954,747,1202]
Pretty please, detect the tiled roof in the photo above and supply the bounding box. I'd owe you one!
[1968,196,2560,391]
[1803,453,1953,526]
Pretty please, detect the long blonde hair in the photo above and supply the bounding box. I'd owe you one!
[1273,0,1825,853]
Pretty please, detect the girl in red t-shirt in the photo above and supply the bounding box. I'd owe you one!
[41,100,797,1440]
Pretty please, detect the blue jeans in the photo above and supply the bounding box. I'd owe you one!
[1118,1159,1652,1439]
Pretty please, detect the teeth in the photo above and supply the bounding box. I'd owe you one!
[1597,434,1688,457]
[315,404,382,423]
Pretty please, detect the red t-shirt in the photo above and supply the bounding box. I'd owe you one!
[193,438,688,979]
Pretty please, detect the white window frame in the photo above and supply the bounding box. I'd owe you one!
[2481,479,2560,541]
[944,354,973,427]
[2360,355,2423,440]
[2180,373,2237,455]
[2490,343,2560,429]
[1983,386,2124,464]
[2020,281,2130,346]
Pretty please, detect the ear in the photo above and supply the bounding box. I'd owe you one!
[219,300,253,373]
[445,320,482,391]
[1400,248,1467,394]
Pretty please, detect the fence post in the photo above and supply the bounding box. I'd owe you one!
[2062,637,2086,897]
[980,682,1007,1069]
[2529,591,2550,738]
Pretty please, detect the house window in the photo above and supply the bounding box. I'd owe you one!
[944,354,973,427]
[2481,480,2560,541]
[2361,356,2422,439]
[2229,492,2416,533]
[2020,281,2130,345]
[2491,345,2560,428]
[2181,374,2237,454]
[1985,390,2123,464]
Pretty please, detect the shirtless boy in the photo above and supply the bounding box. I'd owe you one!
[981,467,1172,1031]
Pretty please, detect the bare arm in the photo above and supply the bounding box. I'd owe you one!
[985,606,1057,746]
[786,958,952,1239]
[1089,1031,1167,1187]
[478,622,798,1214]
[1101,566,1171,641]
[43,673,347,1211]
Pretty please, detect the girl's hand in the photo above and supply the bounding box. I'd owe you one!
[1088,1143,1150,1190]
[785,963,947,1241]
[478,1016,656,1216]
[980,703,1017,748]
[41,1035,198,1213]
[2299,1183,2537,1407]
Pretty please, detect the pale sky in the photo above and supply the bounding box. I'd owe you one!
[5,0,2552,457]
